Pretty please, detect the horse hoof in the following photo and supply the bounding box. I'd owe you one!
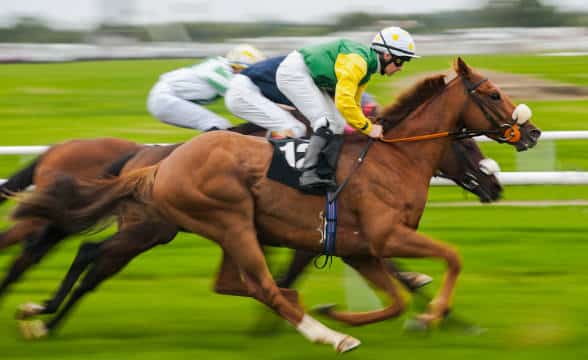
[335,335,361,353]
[18,320,48,340]
[398,272,433,290]
[403,317,430,332]
[15,302,45,320]
[312,303,337,315]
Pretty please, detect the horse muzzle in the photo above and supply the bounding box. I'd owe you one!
[510,104,541,151]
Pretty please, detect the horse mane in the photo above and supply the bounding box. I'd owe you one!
[380,74,448,131]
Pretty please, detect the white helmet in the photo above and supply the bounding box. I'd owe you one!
[225,44,266,69]
[371,26,420,58]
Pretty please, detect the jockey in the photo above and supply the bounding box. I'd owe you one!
[147,44,266,132]
[225,56,381,139]
[276,27,419,190]
[225,56,307,138]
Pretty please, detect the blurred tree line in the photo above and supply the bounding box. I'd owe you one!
[0,0,586,43]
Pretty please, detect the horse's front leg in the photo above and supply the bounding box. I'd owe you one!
[372,224,462,326]
[316,255,406,326]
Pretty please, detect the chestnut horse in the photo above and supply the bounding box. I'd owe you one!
[0,125,260,299]
[1,110,498,308]
[14,135,501,338]
[14,58,540,352]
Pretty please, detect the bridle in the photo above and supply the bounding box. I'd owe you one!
[379,74,522,144]
[436,141,487,193]
[461,77,521,143]
[328,72,517,204]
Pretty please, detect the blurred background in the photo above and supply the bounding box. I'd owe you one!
[0,1,587,359]
[2,0,588,59]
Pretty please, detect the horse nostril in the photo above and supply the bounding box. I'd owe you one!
[529,129,541,142]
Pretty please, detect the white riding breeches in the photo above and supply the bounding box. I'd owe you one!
[225,74,307,138]
[276,51,346,134]
[147,81,232,131]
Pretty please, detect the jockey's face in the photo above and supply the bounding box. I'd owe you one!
[382,53,403,76]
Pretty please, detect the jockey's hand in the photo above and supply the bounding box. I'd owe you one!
[368,124,383,138]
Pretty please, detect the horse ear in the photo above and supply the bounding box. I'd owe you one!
[454,57,471,77]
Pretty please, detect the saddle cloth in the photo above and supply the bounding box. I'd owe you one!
[266,138,310,191]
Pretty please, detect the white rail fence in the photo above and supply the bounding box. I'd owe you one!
[1,131,587,186]
[431,172,588,186]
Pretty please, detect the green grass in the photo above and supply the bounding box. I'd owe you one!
[0,54,588,359]
[1,205,588,359]
[428,184,588,202]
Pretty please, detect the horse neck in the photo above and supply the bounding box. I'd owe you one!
[377,81,466,177]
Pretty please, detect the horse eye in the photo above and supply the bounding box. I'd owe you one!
[490,92,501,101]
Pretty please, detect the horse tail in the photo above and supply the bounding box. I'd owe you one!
[0,157,39,205]
[13,165,159,234]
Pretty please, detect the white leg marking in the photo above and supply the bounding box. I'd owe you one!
[296,314,361,352]
[16,302,46,319]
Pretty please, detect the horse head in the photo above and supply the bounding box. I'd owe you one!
[437,138,502,203]
[453,57,541,151]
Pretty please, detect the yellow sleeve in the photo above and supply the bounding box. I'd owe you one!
[334,53,372,135]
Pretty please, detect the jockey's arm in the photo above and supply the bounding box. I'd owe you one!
[202,61,233,97]
[334,54,372,135]
[205,71,231,96]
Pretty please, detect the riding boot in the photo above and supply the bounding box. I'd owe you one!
[299,127,341,191]
[317,134,344,181]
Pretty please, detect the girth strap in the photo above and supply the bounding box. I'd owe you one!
[314,191,338,269]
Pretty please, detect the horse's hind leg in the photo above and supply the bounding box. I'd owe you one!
[215,252,300,306]
[0,223,68,299]
[20,222,177,336]
[218,227,359,352]
[0,219,46,252]
[317,255,406,326]
[16,241,102,319]
[214,252,247,296]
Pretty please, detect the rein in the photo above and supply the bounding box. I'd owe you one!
[379,131,451,143]
[378,128,494,143]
